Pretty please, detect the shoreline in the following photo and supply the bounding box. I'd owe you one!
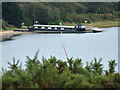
[0,31,32,42]
[0,21,119,42]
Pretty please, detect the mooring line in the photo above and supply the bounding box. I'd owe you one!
[60,32,69,60]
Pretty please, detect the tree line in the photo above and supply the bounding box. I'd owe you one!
[2,2,120,28]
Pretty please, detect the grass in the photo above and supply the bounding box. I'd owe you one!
[63,22,76,26]
[88,20,120,28]
[2,27,19,31]
[63,20,120,28]
[2,26,27,31]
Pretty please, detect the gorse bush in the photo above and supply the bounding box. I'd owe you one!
[2,52,120,89]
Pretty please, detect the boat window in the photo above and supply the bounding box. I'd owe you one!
[48,27,51,29]
[76,26,78,28]
[81,25,85,28]
[34,26,38,29]
[61,28,64,30]
[41,27,45,29]
[54,27,57,30]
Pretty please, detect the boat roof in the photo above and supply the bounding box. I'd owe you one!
[33,24,75,28]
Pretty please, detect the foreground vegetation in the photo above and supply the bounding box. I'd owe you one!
[2,51,120,88]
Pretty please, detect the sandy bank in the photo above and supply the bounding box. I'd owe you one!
[0,31,31,42]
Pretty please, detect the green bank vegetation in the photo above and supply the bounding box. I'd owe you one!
[64,20,120,28]
[2,51,120,88]
[86,20,119,28]
[2,2,120,30]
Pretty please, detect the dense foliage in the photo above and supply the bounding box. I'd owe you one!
[2,51,120,88]
[2,2,23,28]
[2,2,120,28]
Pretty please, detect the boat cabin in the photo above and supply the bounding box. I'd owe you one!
[27,23,86,31]
[75,24,86,31]
[32,24,75,30]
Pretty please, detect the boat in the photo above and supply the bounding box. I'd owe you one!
[27,24,86,33]
[14,22,102,33]
[92,27,102,33]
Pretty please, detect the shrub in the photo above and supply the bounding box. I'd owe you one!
[2,52,120,89]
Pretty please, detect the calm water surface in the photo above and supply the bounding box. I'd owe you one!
[1,27,118,71]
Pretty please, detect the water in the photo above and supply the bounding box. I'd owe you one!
[1,27,118,72]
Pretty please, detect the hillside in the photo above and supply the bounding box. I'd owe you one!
[2,2,120,29]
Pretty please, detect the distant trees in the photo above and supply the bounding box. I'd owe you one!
[82,2,120,14]
[2,2,120,27]
[35,6,49,24]
[22,3,50,25]
[2,2,23,27]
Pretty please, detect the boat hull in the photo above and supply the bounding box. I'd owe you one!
[14,29,92,33]
[93,30,102,33]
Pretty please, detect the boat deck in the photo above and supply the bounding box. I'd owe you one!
[14,29,93,33]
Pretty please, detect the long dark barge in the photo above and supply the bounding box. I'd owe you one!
[14,24,102,33]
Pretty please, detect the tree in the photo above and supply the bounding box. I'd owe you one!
[108,60,117,74]
[90,58,103,75]
[2,2,23,27]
